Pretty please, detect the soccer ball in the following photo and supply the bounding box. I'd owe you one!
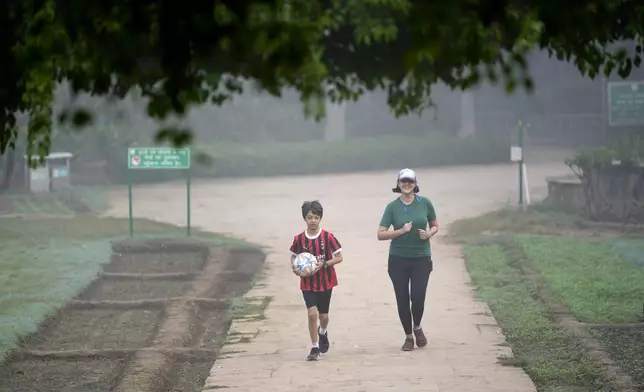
[294,252,318,277]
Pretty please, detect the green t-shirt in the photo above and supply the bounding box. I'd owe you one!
[379,195,437,258]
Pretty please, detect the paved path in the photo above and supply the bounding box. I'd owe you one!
[106,161,571,392]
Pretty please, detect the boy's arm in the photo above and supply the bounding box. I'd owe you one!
[289,237,299,275]
[326,251,343,267]
[325,233,343,267]
[290,254,299,275]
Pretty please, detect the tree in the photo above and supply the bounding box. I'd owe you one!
[2,0,644,163]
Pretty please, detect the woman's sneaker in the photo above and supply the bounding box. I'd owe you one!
[414,328,427,348]
[307,347,321,361]
[401,337,414,351]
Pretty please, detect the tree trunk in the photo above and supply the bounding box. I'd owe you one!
[324,100,346,142]
[0,149,16,192]
[458,91,476,138]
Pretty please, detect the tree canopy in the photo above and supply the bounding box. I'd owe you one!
[2,0,643,160]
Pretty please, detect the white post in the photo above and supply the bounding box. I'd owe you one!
[522,163,531,205]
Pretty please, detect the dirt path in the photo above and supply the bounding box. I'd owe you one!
[106,161,571,392]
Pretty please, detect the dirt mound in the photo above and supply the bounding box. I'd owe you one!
[0,239,265,392]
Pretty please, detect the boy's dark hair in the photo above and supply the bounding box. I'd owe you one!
[302,200,324,218]
[392,184,420,193]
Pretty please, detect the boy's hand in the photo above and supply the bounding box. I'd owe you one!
[290,254,300,276]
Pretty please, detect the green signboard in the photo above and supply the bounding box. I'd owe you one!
[608,81,644,126]
[126,146,192,238]
[127,147,191,169]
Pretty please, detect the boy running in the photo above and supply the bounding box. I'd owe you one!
[289,200,344,361]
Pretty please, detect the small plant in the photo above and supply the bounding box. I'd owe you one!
[565,136,644,223]
[566,136,644,174]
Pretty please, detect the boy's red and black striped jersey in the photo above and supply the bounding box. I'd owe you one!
[290,229,342,292]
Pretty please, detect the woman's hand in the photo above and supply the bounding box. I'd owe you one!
[378,222,412,241]
[401,221,412,233]
[418,229,432,240]
[419,223,439,240]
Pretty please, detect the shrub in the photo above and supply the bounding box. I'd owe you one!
[566,136,644,223]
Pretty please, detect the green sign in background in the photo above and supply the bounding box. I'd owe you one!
[608,81,644,126]
[128,147,191,169]
[126,147,192,238]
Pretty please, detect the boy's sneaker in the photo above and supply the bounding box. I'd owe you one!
[306,347,321,361]
[319,331,330,353]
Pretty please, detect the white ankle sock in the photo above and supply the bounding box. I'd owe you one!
[312,342,319,348]
[413,325,422,331]
[319,327,327,335]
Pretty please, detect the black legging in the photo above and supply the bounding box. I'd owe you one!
[387,254,433,335]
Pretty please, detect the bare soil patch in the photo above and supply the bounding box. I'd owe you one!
[190,302,233,350]
[589,326,644,391]
[206,248,267,300]
[0,355,130,392]
[105,251,206,274]
[0,239,266,392]
[78,279,192,301]
[166,355,216,392]
[24,309,163,351]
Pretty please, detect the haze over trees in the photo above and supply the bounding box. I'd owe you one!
[1,0,643,160]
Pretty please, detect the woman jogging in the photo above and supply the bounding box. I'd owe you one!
[377,168,439,351]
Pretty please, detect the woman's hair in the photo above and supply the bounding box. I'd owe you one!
[392,184,420,193]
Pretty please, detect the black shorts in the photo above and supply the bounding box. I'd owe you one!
[302,289,333,313]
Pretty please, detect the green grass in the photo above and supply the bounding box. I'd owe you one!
[463,244,613,392]
[0,185,115,216]
[517,235,644,324]
[0,215,256,363]
[66,185,113,213]
[448,203,592,239]
[0,194,74,215]
[448,201,644,242]
[0,239,111,361]
[0,215,259,245]
[452,204,644,391]
[610,238,644,268]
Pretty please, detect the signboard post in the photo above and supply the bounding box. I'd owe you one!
[511,121,530,210]
[608,81,644,127]
[127,147,192,238]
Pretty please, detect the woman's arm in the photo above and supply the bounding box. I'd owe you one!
[377,203,411,241]
[377,224,409,241]
[418,197,439,240]
[428,219,439,238]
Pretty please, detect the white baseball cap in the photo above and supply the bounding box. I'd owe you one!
[397,168,416,181]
